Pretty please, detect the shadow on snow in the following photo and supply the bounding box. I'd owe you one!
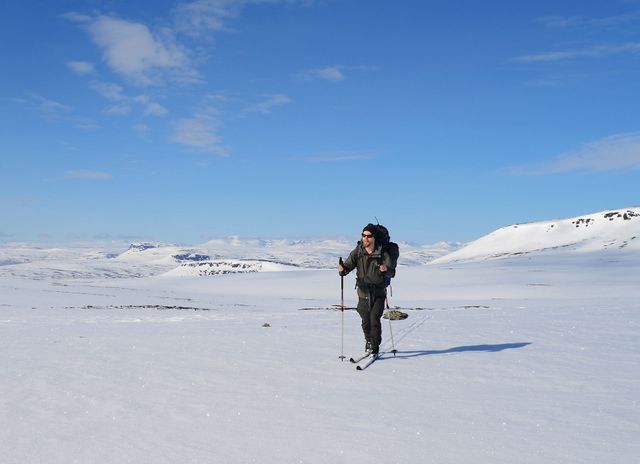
[379,342,531,360]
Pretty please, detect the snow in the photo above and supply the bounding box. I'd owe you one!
[0,238,458,280]
[1,213,639,463]
[433,207,640,263]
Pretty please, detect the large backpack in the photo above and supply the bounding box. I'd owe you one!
[372,224,399,287]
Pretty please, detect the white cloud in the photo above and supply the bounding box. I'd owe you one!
[90,81,126,101]
[307,151,374,162]
[59,141,79,151]
[174,0,244,35]
[133,124,151,137]
[90,81,168,117]
[514,42,640,63]
[67,61,95,75]
[242,94,292,115]
[84,15,199,86]
[505,133,640,175]
[536,12,640,29]
[27,94,72,121]
[72,117,102,130]
[169,113,229,155]
[66,170,113,179]
[303,64,377,82]
[60,12,92,23]
[144,102,169,116]
[67,3,311,86]
[105,104,133,115]
[19,94,101,129]
[134,95,169,116]
[174,0,312,37]
[308,66,345,82]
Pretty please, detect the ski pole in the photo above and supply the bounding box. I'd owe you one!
[385,294,397,356]
[339,257,346,361]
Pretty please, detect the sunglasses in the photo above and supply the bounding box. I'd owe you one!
[361,233,374,239]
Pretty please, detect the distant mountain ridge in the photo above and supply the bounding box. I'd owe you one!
[4,206,635,279]
[432,207,640,264]
[0,237,459,280]
[121,237,458,274]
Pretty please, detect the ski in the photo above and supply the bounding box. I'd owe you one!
[350,352,372,364]
[356,353,380,371]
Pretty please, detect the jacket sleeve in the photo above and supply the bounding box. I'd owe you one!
[383,251,396,278]
[341,246,359,275]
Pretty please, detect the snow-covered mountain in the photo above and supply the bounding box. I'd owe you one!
[2,207,637,280]
[432,207,640,264]
[0,237,458,280]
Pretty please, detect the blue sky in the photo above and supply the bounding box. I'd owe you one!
[1,0,639,245]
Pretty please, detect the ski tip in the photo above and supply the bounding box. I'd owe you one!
[356,366,363,370]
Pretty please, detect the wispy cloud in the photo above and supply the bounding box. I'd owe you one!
[133,95,169,116]
[67,14,200,86]
[133,123,151,137]
[306,65,345,82]
[525,72,586,88]
[90,81,126,101]
[67,60,95,75]
[306,150,374,162]
[303,64,377,82]
[59,140,80,151]
[173,0,313,38]
[89,80,168,116]
[169,111,229,155]
[14,94,101,129]
[66,170,113,179]
[27,93,72,121]
[514,42,640,63]
[60,12,92,23]
[72,116,102,130]
[174,0,246,35]
[241,94,292,115]
[66,2,311,86]
[504,133,640,175]
[536,12,640,30]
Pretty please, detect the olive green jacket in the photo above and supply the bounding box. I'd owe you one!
[342,242,396,298]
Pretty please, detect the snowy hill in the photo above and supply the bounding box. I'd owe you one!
[432,207,640,264]
[162,259,301,277]
[0,238,458,280]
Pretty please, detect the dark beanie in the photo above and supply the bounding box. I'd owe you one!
[362,223,377,236]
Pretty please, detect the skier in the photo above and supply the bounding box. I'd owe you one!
[338,224,397,355]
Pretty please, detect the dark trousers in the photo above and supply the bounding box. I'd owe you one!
[356,293,385,348]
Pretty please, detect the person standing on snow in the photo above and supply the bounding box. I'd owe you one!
[338,224,396,355]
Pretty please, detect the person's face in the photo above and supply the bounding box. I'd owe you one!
[362,231,375,246]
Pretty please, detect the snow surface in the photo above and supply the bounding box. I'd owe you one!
[1,217,639,463]
[433,207,640,264]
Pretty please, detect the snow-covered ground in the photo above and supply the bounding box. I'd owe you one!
[1,212,639,463]
[433,207,640,264]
